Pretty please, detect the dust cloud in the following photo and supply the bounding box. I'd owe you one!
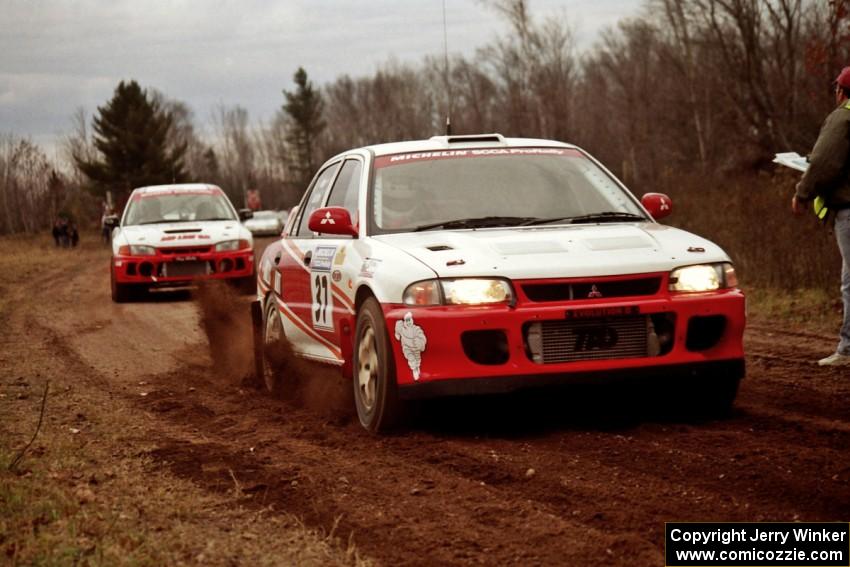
[193,281,254,382]
[194,281,353,421]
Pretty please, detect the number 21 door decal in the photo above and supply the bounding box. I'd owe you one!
[310,246,337,331]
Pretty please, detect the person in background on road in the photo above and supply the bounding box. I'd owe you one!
[52,216,70,248]
[51,218,64,247]
[101,204,117,244]
[69,223,79,248]
[793,66,850,367]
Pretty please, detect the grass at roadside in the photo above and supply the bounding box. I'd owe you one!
[745,286,843,335]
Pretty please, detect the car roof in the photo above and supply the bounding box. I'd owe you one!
[131,183,222,195]
[350,134,576,159]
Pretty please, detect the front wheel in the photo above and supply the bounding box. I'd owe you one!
[692,374,741,417]
[111,267,140,303]
[353,298,403,433]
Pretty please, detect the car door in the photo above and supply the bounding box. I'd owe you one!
[316,157,363,352]
[278,161,342,362]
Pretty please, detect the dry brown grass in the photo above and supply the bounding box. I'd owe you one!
[658,170,842,291]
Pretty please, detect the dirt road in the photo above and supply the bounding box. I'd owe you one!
[4,240,849,566]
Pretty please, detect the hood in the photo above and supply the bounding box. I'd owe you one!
[373,223,729,279]
[114,221,251,250]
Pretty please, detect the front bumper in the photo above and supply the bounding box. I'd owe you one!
[383,287,746,394]
[112,249,254,286]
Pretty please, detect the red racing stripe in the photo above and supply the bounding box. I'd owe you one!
[276,298,343,360]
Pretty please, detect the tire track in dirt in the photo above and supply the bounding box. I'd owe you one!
[25,245,850,566]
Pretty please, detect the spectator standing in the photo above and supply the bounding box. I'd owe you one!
[793,66,850,367]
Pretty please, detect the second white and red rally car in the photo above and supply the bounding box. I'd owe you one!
[111,184,255,302]
[254,135,745,432]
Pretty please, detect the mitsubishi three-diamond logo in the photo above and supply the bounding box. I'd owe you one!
[320,211,335,225]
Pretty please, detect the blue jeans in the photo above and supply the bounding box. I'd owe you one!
[837,209,850,355]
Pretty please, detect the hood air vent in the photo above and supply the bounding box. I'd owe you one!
[163,228,203,234]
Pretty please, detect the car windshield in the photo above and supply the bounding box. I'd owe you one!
[123,191,237,226]
[370,148,646,232]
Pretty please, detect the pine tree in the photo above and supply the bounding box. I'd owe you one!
[74,80,187,200]
[282,68,326,188]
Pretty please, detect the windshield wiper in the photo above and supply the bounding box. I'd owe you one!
[412,216,539,232]
[520,212,645,226]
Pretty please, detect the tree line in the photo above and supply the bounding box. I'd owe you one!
[1,0,848,287]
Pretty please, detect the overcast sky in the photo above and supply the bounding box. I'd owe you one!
[1,0,640,154]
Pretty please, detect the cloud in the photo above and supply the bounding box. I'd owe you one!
[0,0,639,149]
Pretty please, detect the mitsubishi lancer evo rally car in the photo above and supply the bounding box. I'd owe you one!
[254,134,745,432]
[111,184,255,302]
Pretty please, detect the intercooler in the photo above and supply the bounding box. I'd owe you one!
[526,315,658,364]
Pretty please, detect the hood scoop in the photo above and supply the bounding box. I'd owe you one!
[426,245,453,251]
[584,236,652,251]
[163,228,203,234]
[494,241,566,255]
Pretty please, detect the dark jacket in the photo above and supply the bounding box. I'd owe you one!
[796,100,850,209]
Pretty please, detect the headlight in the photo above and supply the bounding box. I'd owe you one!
[216,239,251,252]
[402,280,441,306]
[669,263,737,292]
[442,279,513,305]
[118,244,155,256]
[402,278,514,306]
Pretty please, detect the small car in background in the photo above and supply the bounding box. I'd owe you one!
[255,134,745,432]
[243,210,284,236]
[111,183,254,302]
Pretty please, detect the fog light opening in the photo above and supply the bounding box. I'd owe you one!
[138,262,154,277]
[686,315,726,351]
[461,330,509,365]
[220,258,234,273]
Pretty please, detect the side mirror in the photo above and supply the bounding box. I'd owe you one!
[239,208,254,221]
[641,193,673,220]
[308,207,358,237]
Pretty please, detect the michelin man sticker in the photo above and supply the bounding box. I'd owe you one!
[394,312,427,380]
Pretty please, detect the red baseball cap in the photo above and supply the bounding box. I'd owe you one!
[836,66,850,89]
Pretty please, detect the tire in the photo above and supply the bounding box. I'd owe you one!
[353,297,403,433]
[693,374,741,417]
[261,299,288,397]
[111,267,139,303]
[683,360,744,418]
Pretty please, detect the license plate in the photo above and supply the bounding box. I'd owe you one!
[565,306,639,319]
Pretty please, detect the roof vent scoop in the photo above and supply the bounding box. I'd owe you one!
[446,134,505,144]
[429,134,506,146]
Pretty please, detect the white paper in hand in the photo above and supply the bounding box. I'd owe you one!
[773,152,809,173]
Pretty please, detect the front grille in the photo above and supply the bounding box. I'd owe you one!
[522,277,661,302]
[526,316,650,364]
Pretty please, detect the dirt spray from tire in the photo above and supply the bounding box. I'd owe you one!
[193,281,353,421]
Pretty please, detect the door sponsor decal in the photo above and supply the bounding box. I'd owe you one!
[394,312,427,381]
[311,246,337,272]
[359,258,381,278]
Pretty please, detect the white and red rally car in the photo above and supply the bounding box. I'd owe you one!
[254,135,745,432]
[111,184,255,302]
